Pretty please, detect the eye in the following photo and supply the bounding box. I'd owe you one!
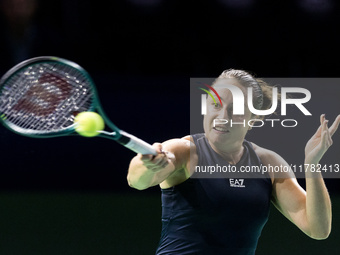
[213,103,221,108]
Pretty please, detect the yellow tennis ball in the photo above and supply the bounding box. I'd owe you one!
[74,112,104,137]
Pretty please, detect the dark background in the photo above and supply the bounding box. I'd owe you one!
[0,0,339,254]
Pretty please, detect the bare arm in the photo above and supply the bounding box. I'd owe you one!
[127,138,191,190]
[302,114,340,238]
[261,149,330,240]
[268,114,340,240]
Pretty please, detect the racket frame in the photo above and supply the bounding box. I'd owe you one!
[0,56,157,155]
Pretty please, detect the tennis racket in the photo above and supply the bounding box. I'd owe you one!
[0,56,158,155]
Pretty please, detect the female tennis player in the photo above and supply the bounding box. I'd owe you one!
[127,69,340,255]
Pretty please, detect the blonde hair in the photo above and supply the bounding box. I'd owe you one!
[217,69,278,118]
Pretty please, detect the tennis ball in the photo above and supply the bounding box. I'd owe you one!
[74,112,104,137]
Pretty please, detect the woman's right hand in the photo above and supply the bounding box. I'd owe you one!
[127,141,177,190]
[140,143,175,173]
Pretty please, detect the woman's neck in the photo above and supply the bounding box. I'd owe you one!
[208,140,245,165]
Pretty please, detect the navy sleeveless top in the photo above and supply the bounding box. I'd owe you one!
[155,134,272,255]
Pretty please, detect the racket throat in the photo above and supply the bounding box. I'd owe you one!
[117,131,157,155]
[98,130,117,136]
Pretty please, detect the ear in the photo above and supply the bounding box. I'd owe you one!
[248,115,263,130]
[248,117,256,130]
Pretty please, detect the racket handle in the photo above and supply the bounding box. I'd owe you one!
[118,131,158,155]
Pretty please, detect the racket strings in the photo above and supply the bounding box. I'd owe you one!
[2,65,61,129]
[0,62,94,133]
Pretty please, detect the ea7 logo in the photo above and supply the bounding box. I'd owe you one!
[229,179,245,188]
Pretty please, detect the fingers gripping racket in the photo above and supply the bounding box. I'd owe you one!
[0,56,157,155]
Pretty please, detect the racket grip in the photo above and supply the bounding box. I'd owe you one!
[119,131,158,155]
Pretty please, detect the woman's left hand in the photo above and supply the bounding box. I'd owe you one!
[305,114,340,164]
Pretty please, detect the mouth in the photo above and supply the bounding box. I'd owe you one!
[213,126,230,133]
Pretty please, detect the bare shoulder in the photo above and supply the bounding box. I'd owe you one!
[181,135,198,168]
[251,142,283,164]
[182,135,194,143]
[162,136,193,155]
[164,135,198,167]
[251,142,294,182]
[160,137,190,168]
[160,135,197,189]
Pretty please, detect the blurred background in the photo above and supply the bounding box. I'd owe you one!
[0,0,339,254]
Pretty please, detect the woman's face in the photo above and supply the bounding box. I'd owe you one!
[203,78,253,149]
